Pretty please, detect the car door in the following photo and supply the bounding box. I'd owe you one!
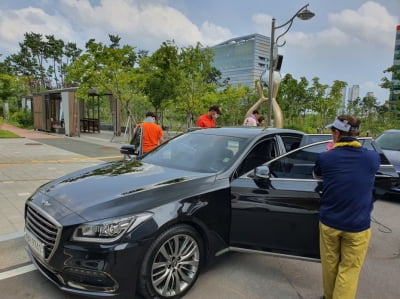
[230,141,330,260]
[230,138,400,260]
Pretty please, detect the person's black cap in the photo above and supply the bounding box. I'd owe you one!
[209,104,222,115]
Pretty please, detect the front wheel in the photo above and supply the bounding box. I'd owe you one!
[138,224,203,299]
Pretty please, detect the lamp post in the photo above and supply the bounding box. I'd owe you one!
[267,4,315,127]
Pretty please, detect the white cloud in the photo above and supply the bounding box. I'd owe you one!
[199,21,232,46]
[252,13,271,36]
[0,7,76,54]
[0,0,232,55]
[269,1,397,57]
[59,0,228,50]
[328,1,397,48]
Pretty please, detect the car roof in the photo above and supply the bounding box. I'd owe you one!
[380,129,400,134]
[189,127,305,138]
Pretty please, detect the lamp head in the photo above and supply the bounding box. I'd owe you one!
[297,7,315,21]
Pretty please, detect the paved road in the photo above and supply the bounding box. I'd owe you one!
[0,127,399,299]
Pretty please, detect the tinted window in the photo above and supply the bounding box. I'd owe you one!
[281,135,303,152]
[238,138,278,176]
[299,134,332,146]
[142,133,246,172]
[268,142,328,179]
[375,132,400,151]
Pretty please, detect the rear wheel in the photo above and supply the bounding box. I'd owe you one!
[138,224,203,299]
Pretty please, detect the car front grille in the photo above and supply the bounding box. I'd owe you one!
[25,203,61,261]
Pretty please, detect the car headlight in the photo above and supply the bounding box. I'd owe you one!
[71,212,153,243]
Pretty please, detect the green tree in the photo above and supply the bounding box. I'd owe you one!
[141,40,180,123]
[277,74,309,126]
[66,35,143,134]
[23,32,47,88]
[307,78,344,129]
[381,53,400,102]
[45,35,65,88]
[61,42,82,86]
[0,73,28,119]
[5,44,38,93]
[174,42,220,127]
[218,84,252,126]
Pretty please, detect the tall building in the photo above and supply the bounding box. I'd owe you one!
[210,34,270,88]
[365,92,375,98]
[348,85,360,102]
[390,25,400,101]
[339,86,347,114]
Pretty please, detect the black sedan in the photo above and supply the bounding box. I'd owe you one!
[375,129,400,174]
[24,127,398,299]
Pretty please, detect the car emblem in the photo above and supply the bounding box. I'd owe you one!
[41,199,51,207]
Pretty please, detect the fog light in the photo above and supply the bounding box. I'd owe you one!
[63,267,117,291]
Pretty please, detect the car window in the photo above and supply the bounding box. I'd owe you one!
[299,134,332,146]
[280,135,303,152]
[268,142,328,179]
[142,133,246,173]
[237,138,278,176]
[375,132,400,151]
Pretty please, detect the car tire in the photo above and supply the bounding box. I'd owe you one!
[138,224,203,299]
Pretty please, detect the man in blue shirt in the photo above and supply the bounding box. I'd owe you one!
[313,115,380,299]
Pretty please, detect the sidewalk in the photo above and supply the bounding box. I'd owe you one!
[0,123,128,145]
[0,124,126,237]
[0,124,178,237]
[0,123,62,139]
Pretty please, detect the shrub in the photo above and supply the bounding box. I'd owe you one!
[11,109,33,127]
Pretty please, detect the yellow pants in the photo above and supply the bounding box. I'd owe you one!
[319,222,371,299]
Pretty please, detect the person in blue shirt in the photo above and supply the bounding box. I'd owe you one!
[313,115,380,299]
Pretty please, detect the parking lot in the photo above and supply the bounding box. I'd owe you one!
[0,128,399,298]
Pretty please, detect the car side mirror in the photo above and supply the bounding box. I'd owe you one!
[254,165,270,178]
[253,165,271,188]
[120,145,138,159]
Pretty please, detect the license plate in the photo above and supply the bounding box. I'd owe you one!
[25,230,45,259]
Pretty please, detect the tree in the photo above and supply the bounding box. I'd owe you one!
[277,74,309,126]
[174,42,220,127]
[218,84,252,126]
[23,32,47,88]
[307,78,344,129]
[141,40,180,122]
[66,35,143,136]
[0,73,29,118]
[381,53,400,102]
[61,42,82,87]
[45,35,65,88]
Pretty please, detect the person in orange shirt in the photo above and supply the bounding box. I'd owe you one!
[196,104,222,128]
[140,112,164,153]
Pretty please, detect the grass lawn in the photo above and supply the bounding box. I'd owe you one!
[0,129,21,138]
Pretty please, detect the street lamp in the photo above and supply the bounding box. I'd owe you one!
[267,4,315,127]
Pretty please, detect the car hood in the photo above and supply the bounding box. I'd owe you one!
[382,149,400,173]
[29,159,219,222]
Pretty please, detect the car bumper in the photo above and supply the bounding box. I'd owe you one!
[26,238,150,298]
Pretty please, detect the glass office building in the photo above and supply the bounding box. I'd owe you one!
[390,25,400,101]
[210,34,270,88]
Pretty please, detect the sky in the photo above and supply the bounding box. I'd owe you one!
[0,0,399,103]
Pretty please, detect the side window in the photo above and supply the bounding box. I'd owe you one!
[237,138,277,177]
[280,135,302,152]
[268,142,328,179]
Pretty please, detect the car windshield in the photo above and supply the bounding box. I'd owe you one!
[375,132,400,151]
[142,132,246,173]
